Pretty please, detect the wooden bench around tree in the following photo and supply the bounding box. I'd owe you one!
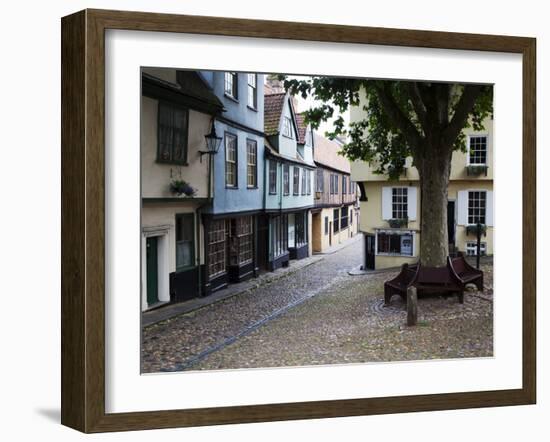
[384,256,484,306]
[447,253,484,292]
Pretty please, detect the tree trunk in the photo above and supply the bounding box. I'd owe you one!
[417,150,451,267]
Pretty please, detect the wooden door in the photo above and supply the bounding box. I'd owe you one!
[146,236,159,306]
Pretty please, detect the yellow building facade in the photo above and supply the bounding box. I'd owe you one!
[350,107,494,270]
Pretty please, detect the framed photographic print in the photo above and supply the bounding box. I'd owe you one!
[61,9,536,433]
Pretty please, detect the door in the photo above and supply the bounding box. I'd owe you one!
[447,201,456,246]
[365,234,375,270]
[256,215,269,271]
[329,221,332,246]
[146,236,159,306]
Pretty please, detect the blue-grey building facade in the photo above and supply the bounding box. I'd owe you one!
[262,91,316,270]
[199,71,266,293]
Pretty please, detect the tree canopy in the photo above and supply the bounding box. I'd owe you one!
[281,76,493,180]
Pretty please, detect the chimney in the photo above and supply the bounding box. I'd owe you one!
[265,75,285,94]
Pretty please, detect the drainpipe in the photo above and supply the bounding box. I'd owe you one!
[197,131,215,297]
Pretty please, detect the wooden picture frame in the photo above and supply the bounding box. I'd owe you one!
[61,8,536,433]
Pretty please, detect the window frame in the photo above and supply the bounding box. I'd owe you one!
[268,159,278,195]
[224,72,238,100]
[207,219,227,279]
[341,206,349,229]
[466,241,487,256]
[247,73,257,109]
[301,168,307,195]
[391,187,408,220]
[156,101,189,165]
[376,230,414,257]
[282,116,293,139]
[224,132,238,188]
[293,167,300,195]
[316,169,324,193]
[467,190,487,225]
[175,213,195,272]
[467,134,489,166]
[283,163,290,196]
[246,139,257,189]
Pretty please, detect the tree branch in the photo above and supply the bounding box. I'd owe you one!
[407,82,428,134]
[442,85,483,147]
[373,82,423,152]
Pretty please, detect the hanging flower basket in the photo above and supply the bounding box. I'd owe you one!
[169,180,196,197]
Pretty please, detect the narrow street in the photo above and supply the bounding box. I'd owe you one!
[141,237,493,373]
[141,236,363,373]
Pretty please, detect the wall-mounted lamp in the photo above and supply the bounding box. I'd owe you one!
[199,121,222,162]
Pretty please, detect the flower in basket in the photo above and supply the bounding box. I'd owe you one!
[169,179,196,196]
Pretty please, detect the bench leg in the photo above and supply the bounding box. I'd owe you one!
[384,288,392,306]
[476,277,484,292]
[458,291,464,304]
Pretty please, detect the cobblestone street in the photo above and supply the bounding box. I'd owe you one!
[141,237,493,373]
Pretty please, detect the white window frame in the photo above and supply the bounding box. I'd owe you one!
[466,241,487,256]
[467,134,489,166]
[467,189,488,225]
[282,116,293,139]
[391,187,408,219]
[375,229,415,257]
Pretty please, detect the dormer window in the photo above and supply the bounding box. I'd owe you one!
[224,72,238,99]
[282,116,293,138]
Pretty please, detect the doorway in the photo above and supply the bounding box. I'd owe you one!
[364,233,375,270]
[447,200,456,249]
[146,236,159,306]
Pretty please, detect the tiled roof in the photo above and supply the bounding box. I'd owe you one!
[295,112,307,145]
[264,92,286,136]
[313,133,351,174]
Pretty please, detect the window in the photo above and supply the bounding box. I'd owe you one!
[295,213,307,247]
[468,135,488,165]
[350,209,353,225]
[271,215,288,258]
[377,231,413,256]
[229,217,254,265]
[157,102,188,164]
[466,242,487,256]
[301,168,307,195]
[293,167,300,195]
[225,133,237,187]
[392,187,408,219]
[269,160,277,194]
[324,216,329,235]
[246,140,257,188]
[468,190,487,224]
[316,169,324,193]
[342,176,347,195]
[306,170,311,195]
[208,220,226,279]
[333,208,340,233]
[351,181,356,194]
[282,116,293,138]
[247,74,257,108]
[283,164,290,196]
[330,174,339,194]
[341,207,349,229]
[175,214,194,271]
[306,129,313,147]
[224,72,238,99]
